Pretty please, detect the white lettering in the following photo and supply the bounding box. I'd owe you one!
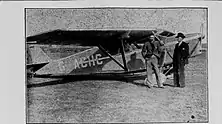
[86,56,91,67]
[58,61,65,72]
[72,54,103,70]
[74,59,80,69]
[80,57,87,68]
[90,55,96,66]
[95,54,103,65]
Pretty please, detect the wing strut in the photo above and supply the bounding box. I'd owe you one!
[188,38,201,58]
[98,45,126,70]
[120,39,129,71]
[166,50,173,59]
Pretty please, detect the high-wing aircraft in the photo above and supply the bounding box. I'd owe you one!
[26,28,205,81]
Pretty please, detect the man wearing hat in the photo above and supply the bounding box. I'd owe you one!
[173,33,189,88]
[142,35,164,88]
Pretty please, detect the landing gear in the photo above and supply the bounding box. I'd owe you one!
[162,64,174,79]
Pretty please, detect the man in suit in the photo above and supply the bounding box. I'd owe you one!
[142,35,164,88]
[173,33,189,88]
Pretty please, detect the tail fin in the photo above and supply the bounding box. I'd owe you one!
[192,23,205,56]
[199,23,205,52]
[27,45,51,64]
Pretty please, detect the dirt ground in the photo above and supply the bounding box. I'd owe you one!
[26,50,208,123]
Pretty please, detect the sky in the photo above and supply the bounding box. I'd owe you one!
[26,8,207,43]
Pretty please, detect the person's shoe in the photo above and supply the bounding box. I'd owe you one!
[174,85,180,87]
[144,78,153,88]
[147,84,152,88]
[148,83,154,88]
[158,86,164,88]
[144,78,148,84]
[157,84,164,88]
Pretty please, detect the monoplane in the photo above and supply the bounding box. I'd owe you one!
[26,28,205,82]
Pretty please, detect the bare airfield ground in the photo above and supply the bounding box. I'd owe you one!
[27,48,208,123]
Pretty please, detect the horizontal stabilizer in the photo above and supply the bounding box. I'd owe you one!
[27,62,49,73]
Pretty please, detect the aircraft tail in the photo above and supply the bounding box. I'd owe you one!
[27,62,49,74]
[199,23,205,52]
[27,45,52,64]
[189,23,205,57]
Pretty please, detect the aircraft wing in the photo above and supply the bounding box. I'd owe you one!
[26,29,157,46]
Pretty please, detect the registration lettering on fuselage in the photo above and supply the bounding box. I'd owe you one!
[74,53,103,69]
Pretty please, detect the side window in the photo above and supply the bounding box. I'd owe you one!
[159,31,175,37]
[167,32,175,37]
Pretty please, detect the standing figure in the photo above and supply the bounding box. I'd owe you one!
[141,35,164,88]
[173,33,189,88]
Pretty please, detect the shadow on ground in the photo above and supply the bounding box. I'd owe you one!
[27,74,147,88]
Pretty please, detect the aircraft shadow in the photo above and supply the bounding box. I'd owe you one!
[27,79,69,88]
[163,83,175,87]
[27,74,147,88]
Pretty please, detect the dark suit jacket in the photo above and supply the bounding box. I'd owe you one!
[142,41,153,59]
[141,41,162,59]
[173,41,189,68]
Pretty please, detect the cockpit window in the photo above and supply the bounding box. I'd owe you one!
[159,31,175,37]
[152,30,158,34]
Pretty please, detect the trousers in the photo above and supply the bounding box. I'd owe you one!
[173,61,185,87]
[145,55,163,87]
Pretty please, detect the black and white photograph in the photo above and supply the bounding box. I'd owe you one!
[25,8,208,123]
